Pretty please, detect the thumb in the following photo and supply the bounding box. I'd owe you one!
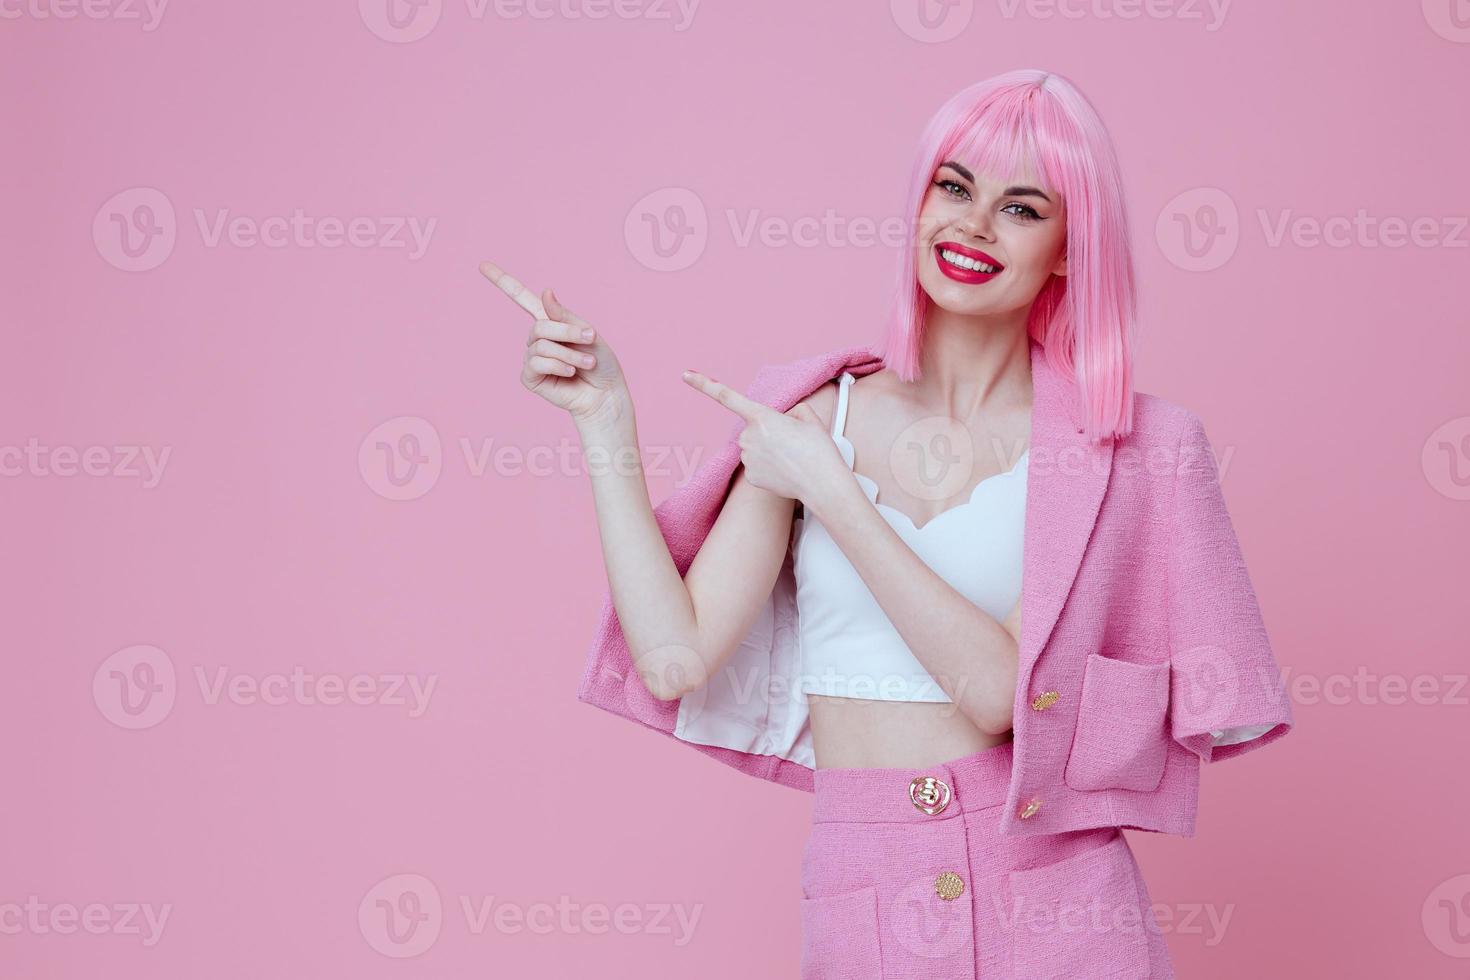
[545,287,589,329]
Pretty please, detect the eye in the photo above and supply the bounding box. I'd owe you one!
[1003,202,1043,221]
[935,178,971,200]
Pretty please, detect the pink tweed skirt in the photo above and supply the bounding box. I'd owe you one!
[800,740,1175,979]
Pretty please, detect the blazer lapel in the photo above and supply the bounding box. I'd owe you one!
[1018,337,1114,682]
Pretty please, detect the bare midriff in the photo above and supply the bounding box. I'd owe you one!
[806,693,1013,769]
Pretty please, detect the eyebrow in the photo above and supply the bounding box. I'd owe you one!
[939,160,1054,204]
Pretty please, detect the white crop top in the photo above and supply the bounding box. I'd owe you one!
[791,371,1029,703]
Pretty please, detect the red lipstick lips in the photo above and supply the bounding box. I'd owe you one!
[935,241,1003,284]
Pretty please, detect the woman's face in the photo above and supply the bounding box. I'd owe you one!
[914,160,1068,317]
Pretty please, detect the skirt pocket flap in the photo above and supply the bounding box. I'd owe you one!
[800,885,882,979]
[1006,834,1152,977]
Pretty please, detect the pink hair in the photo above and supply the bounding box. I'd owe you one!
[873,68,1137,443]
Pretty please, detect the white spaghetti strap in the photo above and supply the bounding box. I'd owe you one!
[832,372,854,439]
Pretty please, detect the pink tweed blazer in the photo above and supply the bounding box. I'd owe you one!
[576,336,1295,838]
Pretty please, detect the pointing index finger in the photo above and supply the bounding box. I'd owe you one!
[681,370,771,423]
[479,260,547,320]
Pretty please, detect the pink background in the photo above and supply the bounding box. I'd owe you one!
[4,1,1469,976]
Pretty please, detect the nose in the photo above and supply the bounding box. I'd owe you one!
[954,206,994,242]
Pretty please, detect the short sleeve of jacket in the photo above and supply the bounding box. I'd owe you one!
[1167,411,1295,763]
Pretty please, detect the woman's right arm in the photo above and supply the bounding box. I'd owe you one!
[576,374,844,703]
[484,261,830,702]
[578,405,802,701]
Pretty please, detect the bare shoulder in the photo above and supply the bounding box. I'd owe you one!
[790,367,902,429]
[787,375,843,432]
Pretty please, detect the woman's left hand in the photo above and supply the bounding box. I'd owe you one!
[681,369,848,507]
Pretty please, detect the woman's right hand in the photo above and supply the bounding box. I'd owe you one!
[480,260,630,428]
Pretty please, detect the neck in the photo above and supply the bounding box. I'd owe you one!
[912,305,1034,418]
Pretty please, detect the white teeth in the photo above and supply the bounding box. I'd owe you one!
[939,248,999,274]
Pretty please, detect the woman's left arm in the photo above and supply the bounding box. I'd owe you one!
[805,472,1021,734]
[682,368,1021,734]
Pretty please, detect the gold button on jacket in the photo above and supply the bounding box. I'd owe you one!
[934,872,965,901]
[1030,690,1060,711]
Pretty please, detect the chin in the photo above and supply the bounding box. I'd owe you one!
[922,278,989,310]
[927,295,992,317]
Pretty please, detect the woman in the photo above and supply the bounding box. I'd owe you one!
[486,68,1292,979]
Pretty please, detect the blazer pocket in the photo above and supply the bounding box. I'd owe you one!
[1007,833,1152,978]
[799,885,882,980]
[1063,652,1171,793]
